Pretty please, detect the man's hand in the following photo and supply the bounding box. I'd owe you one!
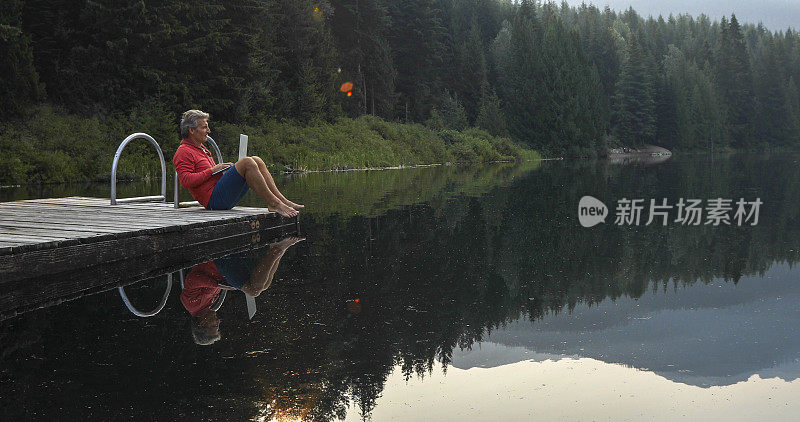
[210,163,234,173]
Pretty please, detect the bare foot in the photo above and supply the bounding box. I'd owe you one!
[275,236,305,249]
[270,202,299,218]
[284,200,304,210]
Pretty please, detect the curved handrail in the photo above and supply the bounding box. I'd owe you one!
[111,133,167,205]
[118,273,173,317]
[173,136,223,208]
[206,136,223,163]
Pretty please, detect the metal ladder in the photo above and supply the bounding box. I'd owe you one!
[109,132,223,208]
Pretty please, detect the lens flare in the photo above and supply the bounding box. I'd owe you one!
[347,299,361,314]
[312,6,323,21]
[339,82,354,92]
[346,91,352,97]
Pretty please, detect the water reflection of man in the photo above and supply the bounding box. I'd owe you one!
[181,237,304,345]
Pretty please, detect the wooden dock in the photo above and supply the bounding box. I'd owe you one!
[0,197,298,283]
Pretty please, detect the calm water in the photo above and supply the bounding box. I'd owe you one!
[2,155,800,421]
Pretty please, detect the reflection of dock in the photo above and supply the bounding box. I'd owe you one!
[0,197,298,283]
[0,231,289,321]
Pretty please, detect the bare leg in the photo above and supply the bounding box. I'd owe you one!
[251,156,304,210]
[234,157,298,217]
[241,237,304,297]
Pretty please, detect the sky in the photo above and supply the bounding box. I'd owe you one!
[560,0,800,31]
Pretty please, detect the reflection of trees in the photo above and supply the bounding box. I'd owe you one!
[246,160,540,218]
[3,155,800,420]
[260,154,800,420]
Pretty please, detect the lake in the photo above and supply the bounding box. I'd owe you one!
[2,154,799,421]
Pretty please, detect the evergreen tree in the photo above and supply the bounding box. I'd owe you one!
[475,82,508,136]
[330,0,396,118]
[753,38,788,147]
[716,14,755,148]
[785,78,800,145]
[0,0,43,118]
[613,33,655,146]
[270,0,339,121]
[386,0,449,122]
[498,0,541,145]
[452,22,489,124]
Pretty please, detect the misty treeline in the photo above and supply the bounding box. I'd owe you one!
[3,0,800,155]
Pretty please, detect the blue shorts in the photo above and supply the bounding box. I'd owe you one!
[214,253,255,290]
[208,165,249,210]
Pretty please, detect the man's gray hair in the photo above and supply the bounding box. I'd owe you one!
[191,317,221,346]
[180,109,210,139]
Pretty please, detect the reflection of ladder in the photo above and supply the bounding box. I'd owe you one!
[108,132,224,208]
[118,273,173,317]
[117,268,256,318]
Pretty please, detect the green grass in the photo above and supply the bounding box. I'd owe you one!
[0,106,540,185]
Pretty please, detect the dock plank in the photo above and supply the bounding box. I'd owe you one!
[0,216,172,230]
[0,197,298,282]
[0,223,120,235]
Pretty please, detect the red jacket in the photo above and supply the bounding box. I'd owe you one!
[172,139,223,208]
[180,261,224,316]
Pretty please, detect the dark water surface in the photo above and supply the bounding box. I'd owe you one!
[2,155,800,421]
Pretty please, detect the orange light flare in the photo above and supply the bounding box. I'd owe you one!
[312,5,323,21]
[347,298,362,314]
[346,91,352,97]
[339,82,354,92]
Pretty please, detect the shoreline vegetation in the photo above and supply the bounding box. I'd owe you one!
[0,105,540,185]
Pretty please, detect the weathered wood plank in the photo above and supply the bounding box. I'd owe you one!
[0,210,226,226]
[0,204,273,224]
[22,196,274,216]
[0,211,214,226]
[0,217,170,230]
[0,233,73,242]
[0,223,117,236]
[0,213,281,253]
[0,196,297,281]
[0,203,238,220]
[0,197,297,273]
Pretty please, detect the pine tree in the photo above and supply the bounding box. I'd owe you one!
[330,0,396,118]
[386,0,449,122]
[753,38,788,147]
[270,0,339,121]
[499,0,541,145]
[716,14,755,148]
[453,22,489,124]
[0,0,43,118]
[475,82,508,136]
[785,78,800,146]
[613,33,655,146]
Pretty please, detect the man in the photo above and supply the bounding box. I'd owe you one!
[173,109,302,217]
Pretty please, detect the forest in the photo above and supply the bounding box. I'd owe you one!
[2,0,800,181]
